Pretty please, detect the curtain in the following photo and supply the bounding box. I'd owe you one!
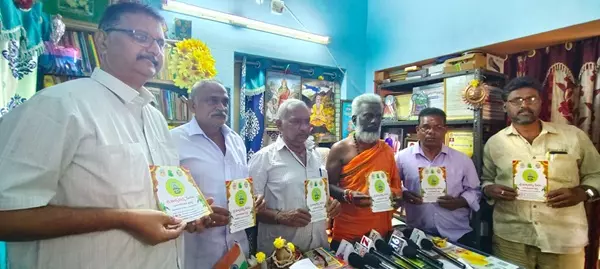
[505,36,600,269]
[239,56,266,255]
[0,39,38,117]
[239,56,266,161]
[0,0,47,117]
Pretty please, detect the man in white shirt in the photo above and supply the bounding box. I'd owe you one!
[0,3,209,268]
[171,80,266,268]
[249,99,341,254]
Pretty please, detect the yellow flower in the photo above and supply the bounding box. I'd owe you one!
[287,242,295,253]
[318,75,324,80]
[170,38,217,91]
[469,79,480,87]
[255,252,266,263]
[273,237,286,249]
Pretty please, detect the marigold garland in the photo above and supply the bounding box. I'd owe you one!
[168,39,217,92]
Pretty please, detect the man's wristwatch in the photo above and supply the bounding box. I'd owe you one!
[580,185,600,202]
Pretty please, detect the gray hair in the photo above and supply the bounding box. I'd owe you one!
[277,99,308,121]
[190,79,224,102]
[351,93,383,116]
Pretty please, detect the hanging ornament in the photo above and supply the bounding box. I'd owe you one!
[283,64,291,75]
[50,14,66,45]
[13,0,35,11]
[462,79,488,110]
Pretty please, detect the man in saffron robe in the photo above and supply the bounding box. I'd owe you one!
[326,93,402,248]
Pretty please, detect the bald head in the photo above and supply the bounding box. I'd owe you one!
[190,79,229,129]
[190,79,225,103]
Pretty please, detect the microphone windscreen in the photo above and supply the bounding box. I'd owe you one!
[406,239,419,248]
[375,239,393,255]
[420,238,434,250]
[348,253,365,268]
[363,253,381,267]
[401,244,418,258]
[401,228,414,238]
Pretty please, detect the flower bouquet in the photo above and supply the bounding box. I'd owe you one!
[168,38,217,92]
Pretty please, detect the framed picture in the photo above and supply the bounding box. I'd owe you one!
[404,137,419,149]
[43,0,109,24]
[339,100,354,139]
[265,71,302,128]
[301,78,339,143]
[383,128,404,153]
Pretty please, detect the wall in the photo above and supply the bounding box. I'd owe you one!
[160,0,367,100]
[365,0,600,91]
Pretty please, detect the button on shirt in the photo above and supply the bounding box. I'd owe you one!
[395,144,481,242]
[249,137,329,254]
[0,68,182,269]
[170,120,250,269]
[482,121,600,254]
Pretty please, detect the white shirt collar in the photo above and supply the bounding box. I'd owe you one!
[185,118,232,137]
[90,68,155,105]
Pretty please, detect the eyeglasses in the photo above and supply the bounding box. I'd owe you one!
[508,96,540,106]
[418,125,445,132]
[105,28,166,51]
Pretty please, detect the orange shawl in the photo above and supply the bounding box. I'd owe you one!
[332,140,402,242]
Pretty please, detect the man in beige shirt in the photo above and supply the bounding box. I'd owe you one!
[482,76,600,269]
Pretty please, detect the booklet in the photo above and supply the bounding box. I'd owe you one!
[368,171,393,213]
[419,166,447,203]
[226,178,256,233]
[150,166,212,223]
[513,160,548,202]
[305,178,329,223]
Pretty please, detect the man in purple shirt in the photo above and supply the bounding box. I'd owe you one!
[395,108,481,247]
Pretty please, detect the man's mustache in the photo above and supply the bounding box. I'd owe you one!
[518,108,533,114]
[137,55,158,66]
[211,111,228,117]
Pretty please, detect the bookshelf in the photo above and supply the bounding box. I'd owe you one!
[37,19,188,126]
[376,68,508,253]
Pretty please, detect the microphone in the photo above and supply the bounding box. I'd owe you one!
[374,239,421,269]
[364,253,387,268]
[368,248,407,269]
[405,240,445,268]
[349,252,378,269]
[420,238,466,269]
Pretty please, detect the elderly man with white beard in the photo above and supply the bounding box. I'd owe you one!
[326,93,403,250]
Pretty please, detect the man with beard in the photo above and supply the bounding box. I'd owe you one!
[326,93,402,248]
[395,108,480,247]
[170,80,266,268]
[482,76,600,269]
[0,3,210,268]
[249,99,341,254]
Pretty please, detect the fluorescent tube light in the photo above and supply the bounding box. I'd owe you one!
[162,0,330,45]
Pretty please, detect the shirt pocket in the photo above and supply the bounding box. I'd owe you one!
[96,143,148,208]
[548,153,579,188]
